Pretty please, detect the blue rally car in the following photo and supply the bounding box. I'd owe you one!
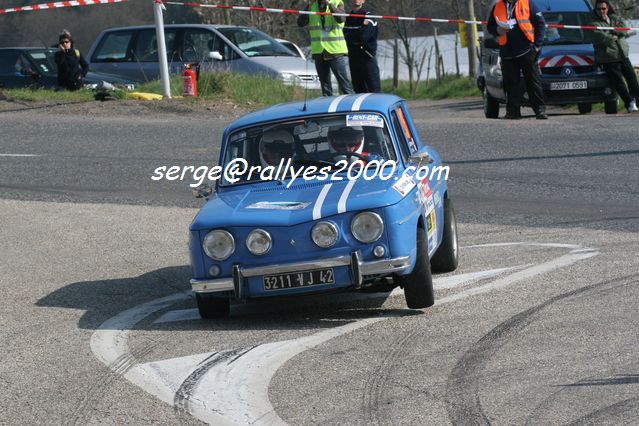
[189,94,459,318]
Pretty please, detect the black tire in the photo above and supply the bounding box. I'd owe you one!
[604,99,618,114]
[196,293,230,319]
[403,227,435,309]
[484,88,500,119]
[577,103,592,114]
[431,198,459,273]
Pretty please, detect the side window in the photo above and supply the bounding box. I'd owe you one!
[132,29,177,63]
[391,111,410,163]
[182,29,218,62]
[0,51,20,74]
[92,31,133,62]
[396,106,418,153]
[211,33,239,61]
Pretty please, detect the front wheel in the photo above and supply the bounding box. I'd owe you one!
[577,103,592,114]
[431,198,459,273]
[484,88,500,119]
[403,227,435,309]
[604,99,618,114]
[196,293,230,319]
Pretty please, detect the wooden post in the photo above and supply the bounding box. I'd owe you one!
[434,27,441,81]
[467,0,478,77]
[455,31,460,77]
[393,39,399,89]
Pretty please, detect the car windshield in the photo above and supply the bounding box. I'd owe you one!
[543,12,593,45]
[26,49,58,75]
[217,28,296,57]
[221,114,397,186]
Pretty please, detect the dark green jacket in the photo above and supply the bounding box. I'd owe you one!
[590,14,631,63]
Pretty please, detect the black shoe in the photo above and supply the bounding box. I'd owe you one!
[536,112,548,120]
[504,113,521,119]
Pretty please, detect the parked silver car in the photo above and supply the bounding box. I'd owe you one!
[87,24,320,89]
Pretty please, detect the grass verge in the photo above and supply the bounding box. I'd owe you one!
[1,74,481,107]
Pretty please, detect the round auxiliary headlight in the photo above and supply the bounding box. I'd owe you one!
[312,221,339,248]
[246,229,272,256]
[203,230,235,261]
[351,212,384,243]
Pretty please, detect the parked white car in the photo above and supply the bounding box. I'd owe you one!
[87,24,320,89]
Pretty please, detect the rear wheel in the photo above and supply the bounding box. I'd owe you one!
[431,198,459,273]
[403,227,435,309]
[484,88,500,119]
[604,99,618,114]
[577,103,592,114]
[196,293,230,319]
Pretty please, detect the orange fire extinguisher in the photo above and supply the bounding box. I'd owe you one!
[182,64,198,97]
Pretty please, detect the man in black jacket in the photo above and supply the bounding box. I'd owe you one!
[343,0,381,93]
[54,30,89,91]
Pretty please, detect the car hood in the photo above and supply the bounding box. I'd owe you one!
[190,177,408,230]
[248,56,316,74]
[538,44,595,67]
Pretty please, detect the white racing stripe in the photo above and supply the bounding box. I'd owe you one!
[91,242,599,425]
[337,179,356,214]
[351,93,372,111]
[312,183,332,220]
[328,95,348,113]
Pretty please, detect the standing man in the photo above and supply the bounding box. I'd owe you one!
[54,29,89,91]
[298,0,354,96]
[591,0,639,113]
[344,0,381,93]
[487,0,547,119]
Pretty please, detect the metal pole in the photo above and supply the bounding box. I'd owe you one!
[467,0,478,78]
[153,0,171,98]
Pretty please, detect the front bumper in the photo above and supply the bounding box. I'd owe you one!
[191,251,411,299]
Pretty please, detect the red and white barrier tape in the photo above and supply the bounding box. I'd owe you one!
[164,1,639,32]
[0,0,126,15]
[2,0,637,32]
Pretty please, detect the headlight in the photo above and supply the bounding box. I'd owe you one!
[246,229,272,256]
[351,212,384,243]
[279,72,301,83]
[312,221,339,248]
[203,230,235,260]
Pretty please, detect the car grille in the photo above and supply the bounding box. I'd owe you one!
[297,74,319,82]
[541,65,596,75]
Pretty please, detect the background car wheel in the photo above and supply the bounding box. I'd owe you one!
[196,293,230,319]
[577,103,592,114]
[403,227,435,309]
[430,198,459,273]
[484,88,500,119]
[604,99,618,114]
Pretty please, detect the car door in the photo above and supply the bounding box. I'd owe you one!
[0,50,35,88]
[180,28,240,74]
[129,28,179,81]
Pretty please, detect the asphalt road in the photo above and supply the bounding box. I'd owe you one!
[1,98,638,425]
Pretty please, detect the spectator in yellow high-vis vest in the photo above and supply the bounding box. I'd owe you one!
[298,0,354,96]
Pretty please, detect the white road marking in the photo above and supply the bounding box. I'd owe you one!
[91,242,599,425]
[0,153,40,157]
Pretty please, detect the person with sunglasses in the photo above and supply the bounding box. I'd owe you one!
[328,126,381,164]
[54,29,89,91]
[591,0,639,113]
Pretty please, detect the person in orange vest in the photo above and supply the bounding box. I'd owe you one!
[488,0,547,119]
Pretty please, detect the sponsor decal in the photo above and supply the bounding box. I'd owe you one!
[392,175,416,196]
[426,209,437,239]
[434,191,442,207]
[346,113,385,128]
[247,201,311,210]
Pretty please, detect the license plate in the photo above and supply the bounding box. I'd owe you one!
[263,268,334,291]
[550,81,588,90]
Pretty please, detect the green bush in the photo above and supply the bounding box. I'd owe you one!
[382,75,481,100]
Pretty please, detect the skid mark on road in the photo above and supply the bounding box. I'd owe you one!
[445,274,637,425]
[91,242,598,425]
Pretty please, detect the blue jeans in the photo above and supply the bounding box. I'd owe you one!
[314,55,354,96]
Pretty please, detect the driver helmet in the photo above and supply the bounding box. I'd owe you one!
[328,126,365,155]
[259,129,295,167]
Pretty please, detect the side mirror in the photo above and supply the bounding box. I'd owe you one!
[408,152,431,167]
[208,51,223,61]
[483,38,500,49]
[191,184,214,200]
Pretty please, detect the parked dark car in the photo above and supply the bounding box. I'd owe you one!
[0,47,135,90]
[477,0,618,117]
